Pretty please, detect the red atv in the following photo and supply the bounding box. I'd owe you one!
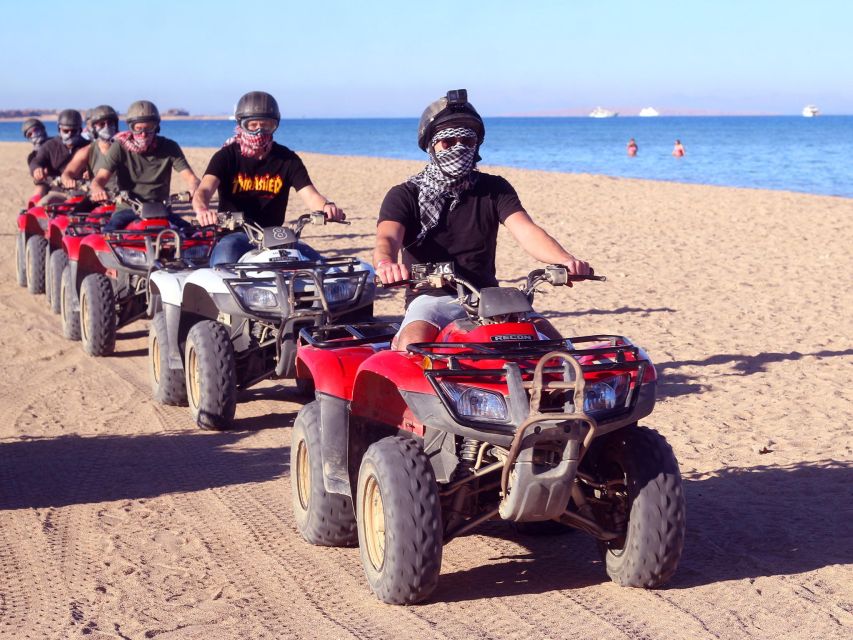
[60,193,214,356]
[44,195,115,315]
[15,184,91,295]
[293,263,686,604]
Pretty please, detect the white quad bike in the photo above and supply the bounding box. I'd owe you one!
[147,211,376,430]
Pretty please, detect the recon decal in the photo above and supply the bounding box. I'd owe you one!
[491,334,534,342]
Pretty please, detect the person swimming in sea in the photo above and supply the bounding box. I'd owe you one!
[627,138,638,157]
[672,139,685,157]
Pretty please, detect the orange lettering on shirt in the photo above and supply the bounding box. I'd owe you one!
[231,172,283,195]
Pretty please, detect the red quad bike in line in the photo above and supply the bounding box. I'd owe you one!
[15,181,113,308]
[60,193,215,355]
[293,263,686,604]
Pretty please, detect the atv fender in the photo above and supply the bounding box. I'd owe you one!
[316,392,351,495]
[63,236,84,261]
[149,270,185,308]
[158,302,184,370]
[296,344,375,400]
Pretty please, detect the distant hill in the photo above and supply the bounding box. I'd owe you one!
[0,109,58,118]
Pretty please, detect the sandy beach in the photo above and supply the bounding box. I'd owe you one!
[0,140,851,639]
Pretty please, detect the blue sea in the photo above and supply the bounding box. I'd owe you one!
[3,116,851,198]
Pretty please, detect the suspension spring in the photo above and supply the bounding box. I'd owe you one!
[460,438,481,466]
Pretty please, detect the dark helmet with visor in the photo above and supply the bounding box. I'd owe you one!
[57,109,83,131]
[21,118,45,138]
[417,89,485,152]
[126,100,161,131]
[88,104,119,126]
[234,91,281,125]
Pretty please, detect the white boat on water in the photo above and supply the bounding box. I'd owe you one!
[589,106,618,118]
[802,105,819,117]
[638,107,659,117]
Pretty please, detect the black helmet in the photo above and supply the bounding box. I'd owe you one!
[21,118,44,138]
[417,89,485,152]
[88,104,119,125]
[234,91,280,124]
[126,100,161,128]
[57,109,83,130]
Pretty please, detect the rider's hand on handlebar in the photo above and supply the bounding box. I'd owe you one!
[375,260,409,285]
[561,256,591,287]
[195,205,217,227]
[33,167,47,182]
[61,175,77,190]
[322,201,346,222]
[90,184,109,202]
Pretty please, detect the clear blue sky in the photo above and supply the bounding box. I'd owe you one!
[3,0,851,117]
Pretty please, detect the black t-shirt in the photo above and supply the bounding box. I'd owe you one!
[204,142,313,227]
[29,136,90,177]
[378,172,524,301]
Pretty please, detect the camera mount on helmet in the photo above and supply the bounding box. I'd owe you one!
[417,88,485,152]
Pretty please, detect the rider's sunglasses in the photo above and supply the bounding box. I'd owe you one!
[60,127,79,135]
[26,128,45,139]
[434,136,477,150]
[91,119,111,129]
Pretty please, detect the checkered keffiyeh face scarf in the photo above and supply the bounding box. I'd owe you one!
[223,125,274,159]
[407,127,479,242]
[115,130,157,154]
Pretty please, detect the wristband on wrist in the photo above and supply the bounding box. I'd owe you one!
[324,200,335,207]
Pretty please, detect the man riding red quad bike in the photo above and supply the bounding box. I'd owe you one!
[293,263,686,604]
[60,193,214,356]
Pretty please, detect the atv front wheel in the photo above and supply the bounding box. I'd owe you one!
[588,426,686,588]
[25,235,47,295]
[356,435,443,604]
[15,232,27,287]
[60,265,80,341]
[47,250,67,315]
[148,312,187,406]
[80,273,117,356]
[292,401,357,546]
[185,320,236,430]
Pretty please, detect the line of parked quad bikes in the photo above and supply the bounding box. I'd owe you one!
[15,181,687,605]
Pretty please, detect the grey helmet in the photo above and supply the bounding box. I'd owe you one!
[417,89,485,152]
[21,118,45,138]
[126,100,161,131]
[88,104,119,126]
[57,109,84,131]
[234,91,280,124]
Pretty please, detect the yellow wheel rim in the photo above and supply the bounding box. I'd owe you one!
[151,334,161,384]
[296,440,311,510]
[187,346,200,409]
[362,474,386,570]
[79,290,89,341]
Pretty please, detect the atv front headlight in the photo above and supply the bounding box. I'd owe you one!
[113,246,148,266]
[583,374,630,416]
[323,279,358,304]
[234,285,279,310]
[442,381,509,422]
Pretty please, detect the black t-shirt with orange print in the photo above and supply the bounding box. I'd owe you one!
[204,142,313,227]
